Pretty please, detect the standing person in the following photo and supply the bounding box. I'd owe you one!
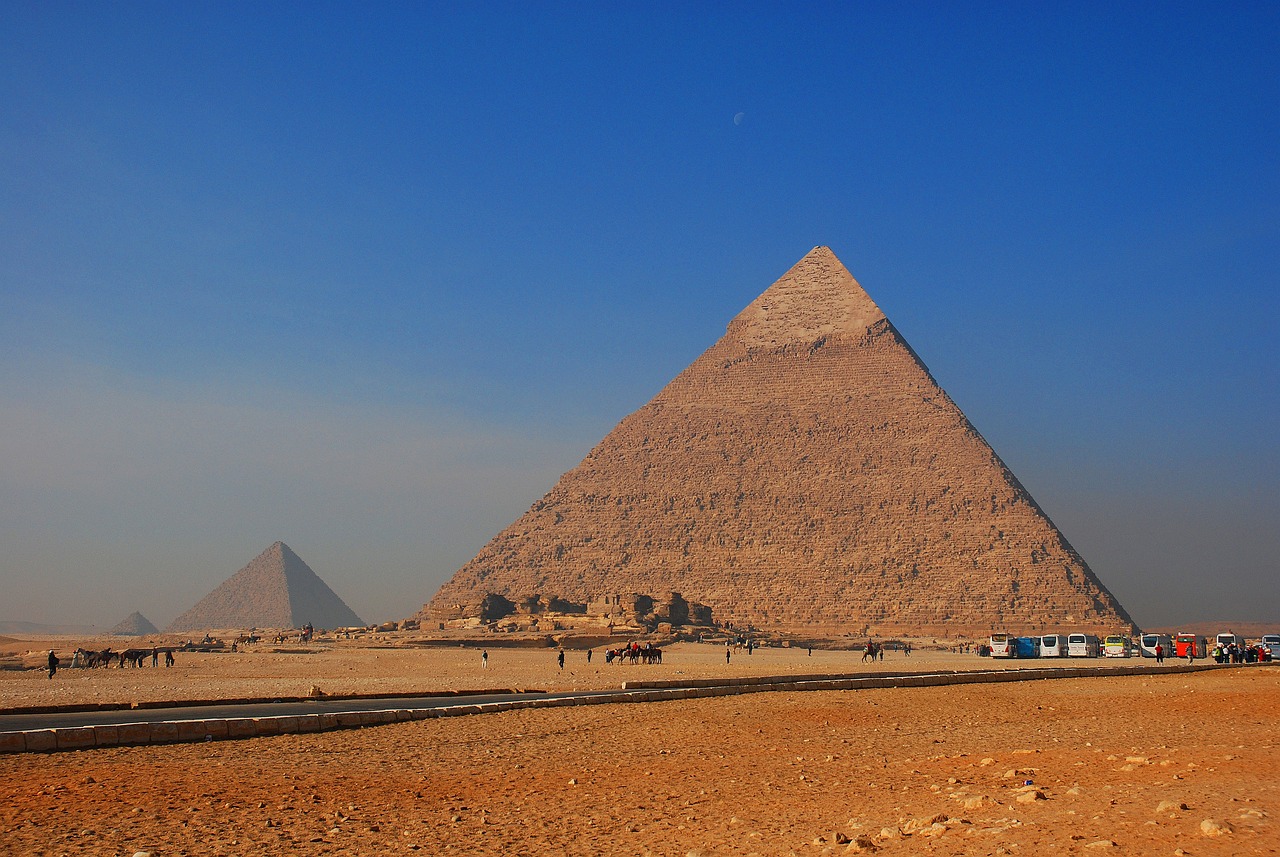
[151,647,159,667]
[1155,643,1164,665]
[481,650,488,669]
[586,649,592,664]
[46,650,59,679]
[725,645,731,665]
[557,650,565,670]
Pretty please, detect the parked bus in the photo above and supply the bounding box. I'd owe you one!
[1067,633,1100,658]
[1262,634,1280,659]
[1215,632,1246,650]
[1139,633,1173,658]
[1015,636,1041,658]
[1103,634,1132,657]
[1039,634,1067,657]
[1174,633,1206,659]
[989,633,1016,658]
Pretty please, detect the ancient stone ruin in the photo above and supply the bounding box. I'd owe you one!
[168,541,364,632]
[418,247,1136,637]
[430,590,713,635]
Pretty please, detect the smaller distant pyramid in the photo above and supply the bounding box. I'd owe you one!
[110,611,159,636]
[167,542,365,632]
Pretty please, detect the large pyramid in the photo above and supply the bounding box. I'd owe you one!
[419,247,1135,636]
[168,542,364,632]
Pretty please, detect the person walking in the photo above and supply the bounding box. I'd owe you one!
[46,650,59,680]
[481,650,488,669]
[557,650,565,670]
[1155,643,1164,665]
[586,649,592,664]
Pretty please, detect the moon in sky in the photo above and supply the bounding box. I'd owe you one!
[733,112,745,126]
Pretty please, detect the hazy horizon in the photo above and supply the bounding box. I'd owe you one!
[2,4,1276,631]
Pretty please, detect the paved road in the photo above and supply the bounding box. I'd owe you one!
[0,691,603,732]
[0,668,943,732]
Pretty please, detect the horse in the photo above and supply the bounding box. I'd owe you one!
[641,647,663,664]
[118,648,149,668]
[862,643,879,663]
[85,648,118,668]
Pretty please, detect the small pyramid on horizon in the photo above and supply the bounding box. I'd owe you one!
[167,542,364,632]
[110,611,159,636]
[418,246,1136,636]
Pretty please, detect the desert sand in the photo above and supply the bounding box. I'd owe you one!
[1,639,1277,855]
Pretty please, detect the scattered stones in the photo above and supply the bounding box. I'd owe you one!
[1200,818,1232,837]
[844,834,878,853]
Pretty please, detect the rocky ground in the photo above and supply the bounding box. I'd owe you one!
[0,640,1276,855]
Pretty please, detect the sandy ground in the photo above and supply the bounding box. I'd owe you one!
[1,640,1277,856]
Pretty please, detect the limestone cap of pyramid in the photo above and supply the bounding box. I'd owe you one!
[726,245,887,348]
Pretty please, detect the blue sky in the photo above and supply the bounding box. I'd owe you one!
[2,2,1276,630]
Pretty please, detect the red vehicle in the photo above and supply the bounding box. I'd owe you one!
[1174,633,1207,659]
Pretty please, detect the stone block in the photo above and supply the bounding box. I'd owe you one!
[117,722,153,746]
[176,721,211,742]
[0,731,27,753]
[226,719,258,738]
[24,730,56,752]
[55,727,96,750]
[253,717,281,735]
[92,725,120,747]
[272,716,299,733]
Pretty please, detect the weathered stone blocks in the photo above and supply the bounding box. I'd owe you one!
[418,247,1134,636]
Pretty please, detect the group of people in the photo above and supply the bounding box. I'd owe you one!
[1213,643,1272,664]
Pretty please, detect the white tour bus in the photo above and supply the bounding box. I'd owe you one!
[1067,633,1100,657]
[1039,633,1067,657]
[1215,632,1246,650]
[989,633,1016,658]
[1262,634,1280,658]
[1139,633,1173,658]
